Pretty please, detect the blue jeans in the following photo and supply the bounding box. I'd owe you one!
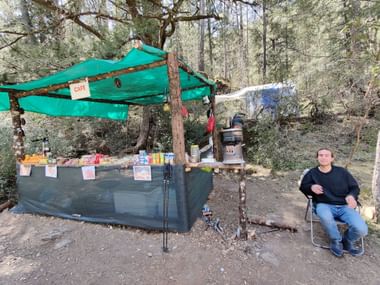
[315,203,368,242]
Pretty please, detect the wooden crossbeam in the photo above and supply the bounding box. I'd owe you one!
[1,59,167,99]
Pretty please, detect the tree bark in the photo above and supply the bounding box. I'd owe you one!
[125,1,162,153]
[211,96,222,161]
[9,93,25,161]
[248,216,297,232]
[0,200,13,212]
[167,53,185,164]
[372,131,380,223]
[133,106,151,153]
[238,3,245,87]
[262,0,267,83]
[207,0,214,77]
[239,164,248,240]
[222,2,228,80]
[20,0,38,44]
[198,0,206,72]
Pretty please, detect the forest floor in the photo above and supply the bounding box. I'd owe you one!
[1,170,380,285]
[1,117,380,285]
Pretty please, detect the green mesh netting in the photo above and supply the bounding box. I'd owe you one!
[0,44,215,120]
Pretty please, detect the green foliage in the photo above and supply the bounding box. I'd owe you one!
[0,0,378,174]
[245,119,297,170]
[360,126,379,148]
[151,102,209,153]
[0,126,16,201]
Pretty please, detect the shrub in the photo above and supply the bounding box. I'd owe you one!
[0,127,16,202]
[244,119,298,170]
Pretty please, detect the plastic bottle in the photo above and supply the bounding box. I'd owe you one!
[190,145,200,162]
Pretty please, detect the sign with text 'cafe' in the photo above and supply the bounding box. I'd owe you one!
[69,79,91,100]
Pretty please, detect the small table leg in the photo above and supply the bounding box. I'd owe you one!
[239,163,248,240]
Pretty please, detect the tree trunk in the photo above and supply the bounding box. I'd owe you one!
[238,3,245,87]
[167,53,185,164]
[9,94,25,161]
[126,1,162,153]
[349,0,361,58]
[133,106,151,153]
[223,2,228,80]
[198,0,206,72]
[245,6,250,85]
[20,0,37,44]
[262,0,267,83]
[372,131,380,223]
[207,0,214,77]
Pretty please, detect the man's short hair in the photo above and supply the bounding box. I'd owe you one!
[316,148,334,158]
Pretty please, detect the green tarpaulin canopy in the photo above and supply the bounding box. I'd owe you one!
[0,43,215,120]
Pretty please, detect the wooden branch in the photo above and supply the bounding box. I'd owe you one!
[248,216,298,232]
[108,0,130,14]
[75,12,130,24]
[0,78,210,106]
[0,200,13,212]
[185,162,246,170]
[177,61,214,92]
[37,92,132,105]
[0,35,26,50]
[232,0,259,6]
[345,81,374,168]
[3,59,167,98]
[211,96,223,161]
[175,14,222,22]
[372,130,380,223]
[0,19,66,50]
[125,0,140,18]
[0,31,28,35]
[32,0,104,40]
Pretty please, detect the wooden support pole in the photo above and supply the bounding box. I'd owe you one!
[8,93,25,161]
[167,53,186,165]
[210,96,222,161]
[372,130,380,223]
[239,163,248,240]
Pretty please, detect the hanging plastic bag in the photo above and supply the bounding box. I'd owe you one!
[181,106,189,118]
[206,112,215,133]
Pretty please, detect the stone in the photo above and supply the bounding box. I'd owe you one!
[54,239,73,250]
[260,251,279,267]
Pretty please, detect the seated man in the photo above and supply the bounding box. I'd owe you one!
[300,148,368,257]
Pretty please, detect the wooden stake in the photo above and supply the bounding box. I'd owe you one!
[167,53,185,164]
[372,130,380,223]
[8,93,25,161]
[210,96,222,161]
[239,163,248,239]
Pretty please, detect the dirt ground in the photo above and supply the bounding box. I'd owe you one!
[1,171,380,285]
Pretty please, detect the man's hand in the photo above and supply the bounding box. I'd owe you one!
[311,184,324,195]
[346,195,357,209]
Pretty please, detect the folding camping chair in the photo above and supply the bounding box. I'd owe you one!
[304,195,365,251]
